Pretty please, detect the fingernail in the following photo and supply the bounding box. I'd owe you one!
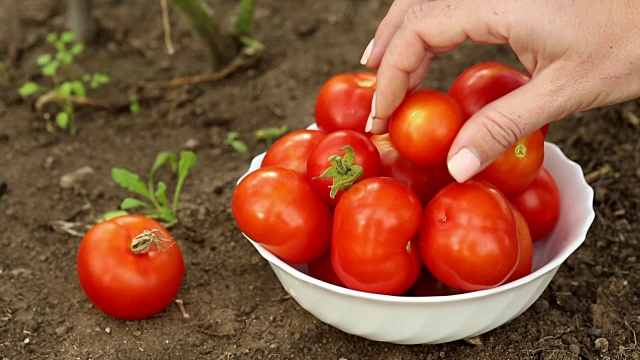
[447,148,482,183]
[360,39,374,65]
[365,92,376,132]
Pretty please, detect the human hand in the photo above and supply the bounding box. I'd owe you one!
[361,0,640,183]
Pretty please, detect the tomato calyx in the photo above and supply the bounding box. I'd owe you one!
[514,143,527,158]
[313,145,363,199]
[130,229,176,254]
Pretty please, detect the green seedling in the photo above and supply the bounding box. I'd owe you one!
[110,151,197,228]
[254,125,287,146]
[129,94,141,116]
[225,131,249,153]
[17,31,110,135]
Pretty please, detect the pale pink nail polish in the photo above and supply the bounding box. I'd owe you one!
[364,92,377,132]
[447,148,482,183]
[360,39,374,65]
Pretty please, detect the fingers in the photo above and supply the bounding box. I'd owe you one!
[361,0,429,69]
[447,72,575,183]
[367,0,510,134]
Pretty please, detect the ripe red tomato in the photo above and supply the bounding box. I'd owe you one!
[388,89,464,165]
[475,129,545,195]
[332,177,422,295]
[315,72,376,135]
[508,167,561,242]
[410,268,463,297]
[370,133,453,205]
[419,180,520,292]
[506,207,533,283]
[449,62,530,120]
[307,249,345,287]
[261,129,326,176]
[306,130,381,206]
[232,166,332,264]
[77,215,184,320]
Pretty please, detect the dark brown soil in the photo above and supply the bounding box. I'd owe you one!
[1,1,639,359]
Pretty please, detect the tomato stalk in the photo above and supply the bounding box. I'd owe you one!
[130,229,177,254]
[314,145,363,199]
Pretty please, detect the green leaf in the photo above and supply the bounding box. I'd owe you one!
[18,82,41,97]
[101,210,129,222]
[46,32,57,44]
[178,151,197,180]
[56,112,69,128]
[58,52,73,65]
[90,73,110,89]
[155,182,168,207]
[120,197,151,210]
[129,95,140,116]
[37,53,53,66]
[58,82,73,96]
[42,61,58,77]
[82,74,91,82]
[70,43,84,55]
[152,152,178,176]
[70,81,86,97]
[60,31,75,43]
[111,168,154,201]
[230,140,248,153]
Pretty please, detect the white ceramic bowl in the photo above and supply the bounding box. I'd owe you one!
[237,137,595,345]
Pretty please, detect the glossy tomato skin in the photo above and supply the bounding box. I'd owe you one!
[306,130,381,206]
[261,129,326,176]
[307,249,345,287]
[410,268,463,297]
[232,166,332,264]
[371,133,454,205]
[315,72,376,135]
[419,180,520,292]
[332,177,422,295]
[449,62,530,120]
[77,215,184,320]
[506,207,534,283]
[475,129,545,195]
[389,89,464,165]
[508,167,561,242]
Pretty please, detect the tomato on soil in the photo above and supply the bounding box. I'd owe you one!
[77,215,184,320]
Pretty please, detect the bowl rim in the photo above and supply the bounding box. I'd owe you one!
[241,141,595,304]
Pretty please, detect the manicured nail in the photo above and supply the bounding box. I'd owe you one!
[360,39,374,65]
[447,148,482,183]
[365,92,376,132]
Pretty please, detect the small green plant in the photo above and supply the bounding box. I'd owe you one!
[254,125,287,146]
[225,131,249,153]
[109,151,197,228]
[18,31,110,135]
[129,94,141,116]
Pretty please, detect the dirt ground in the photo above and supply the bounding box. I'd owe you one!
[1,0,639,359]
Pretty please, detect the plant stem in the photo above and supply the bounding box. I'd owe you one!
[169,0,238,70]
[232,0,255,36]
[67,0,95,43]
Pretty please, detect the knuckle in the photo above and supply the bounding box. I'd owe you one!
[478,108,524,151]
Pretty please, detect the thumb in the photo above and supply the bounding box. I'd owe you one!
[446,74,572,183]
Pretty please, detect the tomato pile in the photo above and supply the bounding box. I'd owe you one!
[233,62,561,296]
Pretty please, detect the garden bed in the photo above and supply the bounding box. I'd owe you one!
[1,0,639,359]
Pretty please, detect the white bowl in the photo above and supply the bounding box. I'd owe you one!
[237,137,595,345]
